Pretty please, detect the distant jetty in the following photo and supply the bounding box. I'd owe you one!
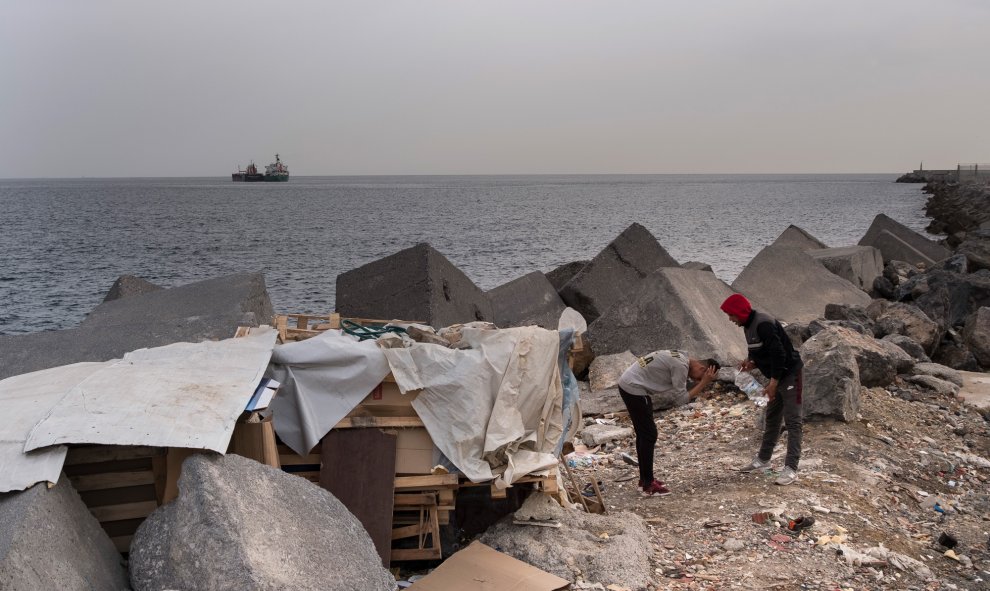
[897,163,988,184]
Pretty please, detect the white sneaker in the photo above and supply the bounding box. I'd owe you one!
[775,467,798,486]
[738,457,771,472]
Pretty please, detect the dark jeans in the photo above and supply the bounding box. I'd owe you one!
[619,388,657,484]
[758,368,803,470]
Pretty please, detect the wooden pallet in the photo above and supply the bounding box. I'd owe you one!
[275,313,425,343]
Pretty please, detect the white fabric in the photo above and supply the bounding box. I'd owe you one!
[25,328,277,454]
[557,307,587,336]
[383,326,563,487]
[269,329,391,456]
[0,362,113,493]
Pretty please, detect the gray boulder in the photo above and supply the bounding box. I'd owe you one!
[932,341,982,372]
[588,351,636,392]
[587,268,747,364]
[559,223,679,322]
[904,375,960,397]
[962,307,990,368]
[102,274,163,302]
[129,453,394,591]
[815,326,911,387]
[800,329,862,421]
[808,246,883,293]
[580,424,634,446]
[881,334,930,362]
[0,272,275,380]
[681,261,713,272]
[956,229,990,271]
[771,225,829,251]
[545,261,588,292]
[897,269,990,330]
[911,362,964,387]
[731,245,871,324]
[867,300,941,355]
[0,477,128,591]
[859,214,951,267]
[783,322,810,349]
[335,243,493,329]
[488,271,566,329]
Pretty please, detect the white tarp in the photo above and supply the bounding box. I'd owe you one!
[0,362,114,493]
[24,328,277,454]
[383,326,563,487]
[269,330,391,456]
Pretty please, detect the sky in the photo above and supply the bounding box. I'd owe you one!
[1,1,988,177]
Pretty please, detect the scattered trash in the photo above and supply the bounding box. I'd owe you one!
[565,451,604,468]
[619,452,639,466]
[582,481,605,497]
[787,516,816,534]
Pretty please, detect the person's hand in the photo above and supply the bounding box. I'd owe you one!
[700,364,717,386]
[738,360,755,372]
[765,379,778,403]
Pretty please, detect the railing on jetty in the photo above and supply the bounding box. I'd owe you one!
[957,163,990,183]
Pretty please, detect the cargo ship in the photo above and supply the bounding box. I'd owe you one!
[232,154,289,182]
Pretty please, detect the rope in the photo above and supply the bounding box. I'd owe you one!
[340,319,407,341]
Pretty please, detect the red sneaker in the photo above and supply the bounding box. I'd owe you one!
[637,479,666,491]
[640,480,672,497]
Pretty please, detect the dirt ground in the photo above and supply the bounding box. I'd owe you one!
[566,378,990,591]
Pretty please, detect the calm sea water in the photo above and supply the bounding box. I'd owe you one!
[0,174,931,335]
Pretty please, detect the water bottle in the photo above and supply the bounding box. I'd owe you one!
[734,370,768,407]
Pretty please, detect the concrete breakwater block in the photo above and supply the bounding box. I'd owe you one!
[129,454,394,591]
[559,223,679,323]
[488,271,566,329]
[101,274,163,303]
[335,243,493,329]
[808,245,883,292]
[859,213,951,267]
[731,246,871,324]
[800,330,861,422]
[771,225,829,251]
[0,272,275,380]
[587,268,747,364]
[545,260,588,292]
[0,477,128,590]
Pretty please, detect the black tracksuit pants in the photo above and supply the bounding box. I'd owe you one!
[757,369,803,470]
[619,387,657,484]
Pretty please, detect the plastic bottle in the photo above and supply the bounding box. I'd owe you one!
[734,370,768,407]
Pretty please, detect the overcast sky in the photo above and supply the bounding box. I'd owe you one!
[2,1,987,177]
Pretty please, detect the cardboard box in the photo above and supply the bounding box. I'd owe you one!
[395,428,434,475]
[407,541,569,590]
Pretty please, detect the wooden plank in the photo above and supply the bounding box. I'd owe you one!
[277,453,322,466]
[393,494,437,507]
[65,446,165,466]
[228,415,281,469]
[79,485,157,508]
[151,455,167,505]
[320,428,397,568]
[393,474,458,490]
[391,522,432,540]
[90,501,159,522]
[335,416,424,429]
[69,471,156,492]
[163,448,198,504]
[391,548,442,561]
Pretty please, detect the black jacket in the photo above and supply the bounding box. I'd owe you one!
[743,310,801,380]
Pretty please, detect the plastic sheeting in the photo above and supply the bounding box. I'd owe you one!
[383,326,564,487]
[268,330,391,456]
[24,328,277,455]
[0,362,113,493]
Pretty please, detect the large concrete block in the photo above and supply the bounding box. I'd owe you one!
[129,454,394,591]
[587,268,747,364]
[0,273,275,380]
[101,274,163,303]
[800,330,861,422]
[335,243,493,329]
[559,223,679,323]
[771,225,829,251]
[859,214,951,267]
[488,271,566,329]
[545,260,588,292]
[0,477,128,590]
[731,246,872,324]
[808,245,883,292]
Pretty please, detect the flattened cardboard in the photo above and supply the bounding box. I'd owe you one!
[408,541,569,590]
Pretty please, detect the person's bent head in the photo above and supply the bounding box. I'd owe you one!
[688,357,720,381]
[720,293,752,326]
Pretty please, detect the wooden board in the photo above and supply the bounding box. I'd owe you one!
[320,428,397,568]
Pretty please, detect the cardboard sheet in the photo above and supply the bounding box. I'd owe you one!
[407,541,569,590]
[0,362,113,492]
[24,328,277,454]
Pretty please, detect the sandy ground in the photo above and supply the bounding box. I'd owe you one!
[564,378,990,591]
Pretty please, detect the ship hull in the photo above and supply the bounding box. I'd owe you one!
[232,173,264,182]
[263,174,289,182]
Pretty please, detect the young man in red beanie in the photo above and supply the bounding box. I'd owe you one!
[720,293,804,485]
[617,350,719,496]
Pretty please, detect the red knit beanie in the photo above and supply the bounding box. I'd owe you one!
[720,294,752,319]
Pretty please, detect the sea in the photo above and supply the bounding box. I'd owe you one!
[0,174,932,335]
